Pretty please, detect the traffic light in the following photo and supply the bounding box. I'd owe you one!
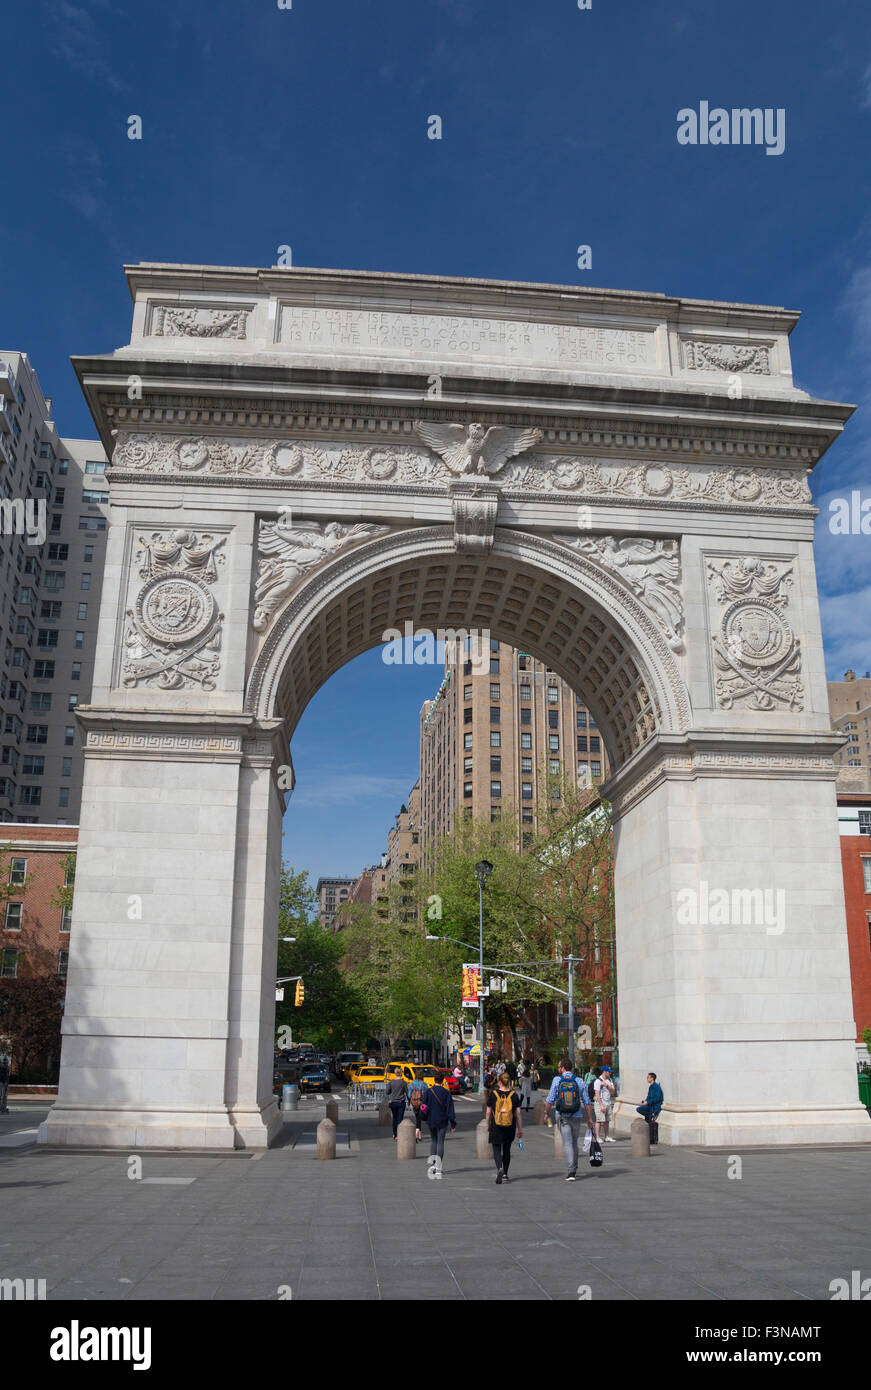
[294,979,304,1007]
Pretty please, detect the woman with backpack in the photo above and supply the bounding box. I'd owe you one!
[486,1071,524,1184]
[423,1077,456,1177]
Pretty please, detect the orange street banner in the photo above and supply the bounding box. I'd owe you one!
[462,963,481,1008]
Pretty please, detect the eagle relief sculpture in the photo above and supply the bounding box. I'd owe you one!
[414,421,542,478]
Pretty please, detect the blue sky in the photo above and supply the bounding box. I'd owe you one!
[3,0,871,880]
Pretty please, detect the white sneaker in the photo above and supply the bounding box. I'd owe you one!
[605,1136,616,1143]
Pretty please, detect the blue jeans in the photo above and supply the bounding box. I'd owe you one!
[558,1115,582,1173]
[636,1104,659,1122]
[428,1124,448,1160]
[389,1101,406,1136]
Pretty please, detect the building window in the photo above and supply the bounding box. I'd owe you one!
[463,782,473,799]
[44,571,65,591]
[68,695,78,711]
[490,781,501,799]
[5,902,22,930]
[22,757,44,776]
[490,731,501,748]
[26,726,47,745]
[490,659,499,675]
[463,732,473,750]
[1,949,18,978]
[521,732,532,749]
[64,726,75,746]
[58,949,69,978]
[576,710,587,729]
[547,685,558,703]
[61,757,71,778]
[577,735,588,752]
[464,685,473,701]
[522,807,533,824]
[590,736,601,754]
[33,660,55,679]
[81,573,91,590]
[490,707,500,724]
[48,544,69,561]
[464,757,473,774]
[521,782,533,800]
[463,708,472,725]
[19,786,41,806]
[489,684,500,701]
[71,663,81,681]
[519,684,531,701]
[859,810,871,836]
[58,788,70,808]
[549,759,560,776]
[30,693,52,712]
[520,708,531,726]
[61,905,72,932]
[37,629,59,648]
[85,460,107,474]
[50,515,62,533]
[8,858,26,886]
[521,756,532,773]
[863,858,871,893]
[74,631,84,650]
[78,517,106,531]
[591,761,602,779]
[548,710,558,729]
[81,489,105,503]
[549,734,559,751]
[83,545,94,562]
[490,756,501,773]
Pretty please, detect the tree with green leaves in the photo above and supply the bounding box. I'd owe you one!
[274,866,371,1050]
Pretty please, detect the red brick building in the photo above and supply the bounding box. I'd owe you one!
[837,794,871,1063]
[0,824,76,986]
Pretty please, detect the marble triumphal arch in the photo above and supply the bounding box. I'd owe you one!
[39,264,870,1149]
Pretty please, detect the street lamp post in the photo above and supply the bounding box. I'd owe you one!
[474,859,493,1095]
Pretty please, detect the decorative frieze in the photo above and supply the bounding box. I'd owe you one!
[85,732,241,754]
[706,556,804,711]
[149,304,250,340]
[253,518,388,633]
[683,340,772,374]
[557,535,684,651]
[109,431,813,511]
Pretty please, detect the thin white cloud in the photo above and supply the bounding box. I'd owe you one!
[50,0,123,92]
[291,771,414,810]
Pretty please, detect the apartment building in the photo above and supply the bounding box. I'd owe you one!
[836,792,871,1063]
[316,876,353,929]
[829,669,871,793]
[419,640,607,861]
[0,823,76,991]
[384,784,420,921]
[0,353,108,824]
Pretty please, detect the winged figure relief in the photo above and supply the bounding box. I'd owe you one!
[414,421,542,478]
[570,536,684,651]
[253,519,387,632]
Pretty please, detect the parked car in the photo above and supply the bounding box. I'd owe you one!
[299,1064,331,1093]
[436,1068,462,1093]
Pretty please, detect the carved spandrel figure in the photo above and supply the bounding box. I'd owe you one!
[137,529,225,582]
[253,519,387,632]
[575,536,684,651]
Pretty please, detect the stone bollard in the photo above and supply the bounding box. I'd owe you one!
[476,1117,491,1160]
[325,1097,339,1126]
[378,1099,392,1126]
[317,1116,336,1160]
[532,1099,546,1126]
[396,1116,416,1159]
[630,1118,651,1158]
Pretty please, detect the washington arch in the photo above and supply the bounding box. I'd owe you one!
[38,264,870,1149]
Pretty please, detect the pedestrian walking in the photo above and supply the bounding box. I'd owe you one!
[517,1057,535,1112]
[544,1058,594,1181]
[409,1084,425,1141]
[594,1066,616,1144]
[385,1070,407,1140]
[423,1077,456,1177]
[486,1072,523,1183]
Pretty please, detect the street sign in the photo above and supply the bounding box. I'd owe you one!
[462,963,481,1007]
[275,988,284,1002]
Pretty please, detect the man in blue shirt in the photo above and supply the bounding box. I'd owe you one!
[636,1072,664,1123]
[544,1058,595,1181]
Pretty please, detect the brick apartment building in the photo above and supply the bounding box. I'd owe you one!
[837,793,871,1063]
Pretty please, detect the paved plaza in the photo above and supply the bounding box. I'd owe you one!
[2,1096,870,1302]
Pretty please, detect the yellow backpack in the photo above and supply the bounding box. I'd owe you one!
[493,1088,515,1126]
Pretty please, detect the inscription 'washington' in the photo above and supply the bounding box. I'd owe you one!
[279,306,658,372]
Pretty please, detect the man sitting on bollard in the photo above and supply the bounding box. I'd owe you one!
[636,1072,664,1140]
[544,1059,594,1182]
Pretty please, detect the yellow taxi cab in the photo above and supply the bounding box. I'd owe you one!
[349,1063,387,1087]
[386,1061,439,1089]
